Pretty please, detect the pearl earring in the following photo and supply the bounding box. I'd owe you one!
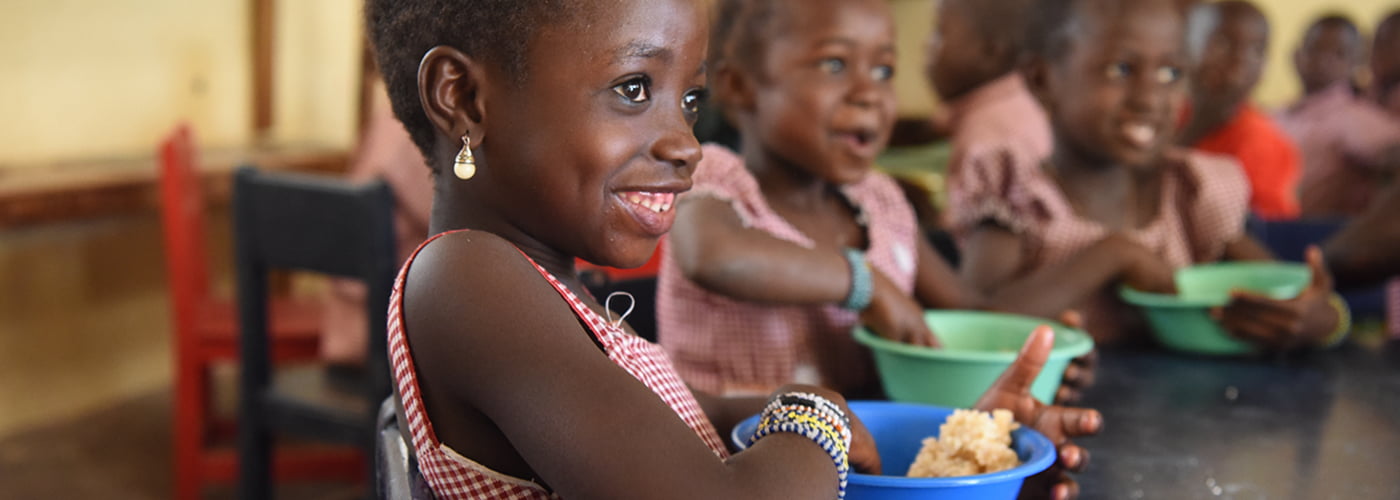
[453,134,476,180]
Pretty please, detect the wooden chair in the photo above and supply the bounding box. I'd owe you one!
[158,125,360,499]
[233,167,396,499]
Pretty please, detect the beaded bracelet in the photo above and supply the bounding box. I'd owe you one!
[842,248,873,311]
[750,392,852,500]
[1319,293,1352,348]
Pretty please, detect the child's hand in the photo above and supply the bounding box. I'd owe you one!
[1053,311,1097,404]
[861,270,941,347]
[1102,234,1176,293]
[770,384,883,475]
[974,326,1103,500]
[1215,247,1341,351]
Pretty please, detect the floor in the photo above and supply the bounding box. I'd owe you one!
[0,210,361,499]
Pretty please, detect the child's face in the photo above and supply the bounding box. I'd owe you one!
[748,0,898,185]
[1294,24,1358,93]
[1037,1,1187,169]
[925,0,993,101]
[483,0,708,267]
[1194,9,1267,105]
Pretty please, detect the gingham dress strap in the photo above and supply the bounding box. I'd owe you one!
[389,230,557,499]
[523,257,732,459]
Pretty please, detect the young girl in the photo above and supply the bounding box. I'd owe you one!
[950,0,1347,350]
[367,0,1089,498]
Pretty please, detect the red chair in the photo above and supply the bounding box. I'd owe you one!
[159,125,361,499]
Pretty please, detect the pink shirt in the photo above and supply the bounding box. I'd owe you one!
[1275,84,1400,216]
[948,149,1250,343]
[945,74,1054,225]
[657,145,919,396]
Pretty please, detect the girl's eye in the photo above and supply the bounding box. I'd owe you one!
[819,58,846,74]
[1105,62,1132,80]
[872,65,895,81]
[613,78,650,103]
[1156,66,1184,84]
[682,88,708,116]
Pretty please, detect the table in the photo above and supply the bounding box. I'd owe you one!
[1075,338,1400,499]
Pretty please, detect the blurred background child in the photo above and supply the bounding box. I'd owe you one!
[1179,0,1302,221]
[925,0,1052,196]
[952,0,1346,351]
[1369,11,1400,117]
[660,0,975,399]
[1277,14,1400,217]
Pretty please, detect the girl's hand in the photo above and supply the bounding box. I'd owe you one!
[770,385,882,475]
[1216,247,1341,351]
[1102,235,1176,293]
[974,326,1103,500]
[861,270,941,347]
[1053,311,1097,404]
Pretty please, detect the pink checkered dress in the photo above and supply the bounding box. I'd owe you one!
[948,148,1250,344]
[388,230,729,500]
[657,145,919,396]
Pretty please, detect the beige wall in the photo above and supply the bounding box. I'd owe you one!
[888,0,1400,117]
[0,0,363,168]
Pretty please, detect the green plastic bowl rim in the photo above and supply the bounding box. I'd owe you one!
[853,314,1095,363]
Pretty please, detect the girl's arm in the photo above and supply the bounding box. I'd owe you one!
[911,235,986,310]
[406,232,851,500]
[960,225,1175,319]
[671,196,936,346]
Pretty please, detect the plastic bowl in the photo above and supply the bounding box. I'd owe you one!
[854,311,1094,408]
[731,401,1056,500]
[1119,262,1310,356]
[1174,262,1310,303]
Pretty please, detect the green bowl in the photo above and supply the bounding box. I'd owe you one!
[853,311,1095,408]
[1119,287,1253,355]
[1175,262,1311,304]
[1118,262,1310,356]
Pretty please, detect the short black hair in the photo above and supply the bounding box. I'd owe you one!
[950,0,1036,59]
[365,0,576,168]
[1027,0,1184,62]
[1304,13,1361,49]
[710,0,781,74]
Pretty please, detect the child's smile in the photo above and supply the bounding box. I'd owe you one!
[617,189,681,237]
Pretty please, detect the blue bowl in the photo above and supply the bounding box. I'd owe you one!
[731,401,1056,499]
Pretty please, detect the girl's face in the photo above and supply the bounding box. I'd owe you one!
[748,0,898,185]
[1038,1,1188,169]
[481,0,708,268]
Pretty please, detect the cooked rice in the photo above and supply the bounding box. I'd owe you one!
[905,409,1021,478]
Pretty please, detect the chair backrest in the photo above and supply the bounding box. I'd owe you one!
[233,166,397,406]
[158,124,210,335]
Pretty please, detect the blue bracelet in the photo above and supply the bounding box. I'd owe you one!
[750,392,852,499]
[842,248,872,311]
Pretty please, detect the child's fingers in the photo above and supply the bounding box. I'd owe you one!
[1305,246,1335,292]
[998,326,1055,394]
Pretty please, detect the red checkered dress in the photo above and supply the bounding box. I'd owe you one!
[388,231,730,499]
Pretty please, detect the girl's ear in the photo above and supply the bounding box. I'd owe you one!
[714,62,757,116]
[419,45,490,149]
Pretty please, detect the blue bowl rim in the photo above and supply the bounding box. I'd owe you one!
[731,401,1057,488]
[853,311,1094,363]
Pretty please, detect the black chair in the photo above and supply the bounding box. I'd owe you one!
[234,167,397,499]
[375,397,413,500]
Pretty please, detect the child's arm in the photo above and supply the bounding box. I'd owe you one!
[911,235,986,310]
[960,224,1175,319]
[406,232,859,499]
[672,196,937,346]
[1216,241,1344,350]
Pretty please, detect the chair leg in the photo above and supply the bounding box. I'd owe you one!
[237,399,272,500]
[173,359,208,500]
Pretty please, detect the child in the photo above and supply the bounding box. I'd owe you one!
[1276,14,1400,217]
[926,0,1053,193]
[1370,11,1400,116]
[366,0,1094,498]
[951,0,1349,351]
[1179,0,1302,221]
